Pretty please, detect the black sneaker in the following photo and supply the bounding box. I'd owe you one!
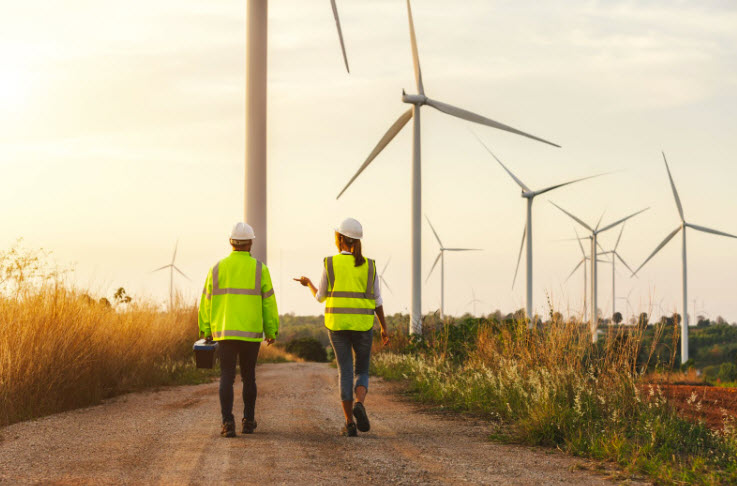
[221,420,236,438]
[352,402,370,432]
[242,418,258,434]
[342,422,358,437]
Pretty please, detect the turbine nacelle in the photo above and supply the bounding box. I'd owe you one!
[402,92,427,105]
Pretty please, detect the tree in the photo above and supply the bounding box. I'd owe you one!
[114,287,132,305]
[637,312,649,329]
[612,312,623,325]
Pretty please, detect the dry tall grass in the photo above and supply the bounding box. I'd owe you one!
[0,243,199,426]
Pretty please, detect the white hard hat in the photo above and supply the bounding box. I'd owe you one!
[230,222,255,240]
[335,217,363,240]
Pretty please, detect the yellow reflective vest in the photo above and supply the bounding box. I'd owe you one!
[198,251,279,342]
[324,254,376,331]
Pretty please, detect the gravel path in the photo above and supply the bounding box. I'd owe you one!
[0,362,639,485]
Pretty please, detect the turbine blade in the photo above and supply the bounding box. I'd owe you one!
[549,201,593,232]
[425,252,442,282]
[595,211,605,232]
[686,223,737,239]
[173,265,191,281]
[425,97,560,148]
[512,224,526,289]
[614,252,636,277]
[564,259,584,284]
[337,109,413,199]
[406,0,424,94]
[443,248,482,251]
[596,239,607,254]
[662,152,685,222]
[381,257,391,275]
[632,226,682,276]
[330,0,350,73]
[172,239,179,265]
[425,215,443,247]
[151,265,171,273]
[471,132,530,192]
[598,207,649,234]
[614,224,625,251]
[380,276,393,294]
[574,228,586,258]
[533,171,612,197]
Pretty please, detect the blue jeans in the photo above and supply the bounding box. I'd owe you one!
[328,329,373,402]
[218,340,261,423]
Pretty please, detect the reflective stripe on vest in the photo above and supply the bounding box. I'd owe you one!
[212,330,264,339]
[211,260,273,298]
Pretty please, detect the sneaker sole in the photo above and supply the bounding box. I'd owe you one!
[353,404,370,432]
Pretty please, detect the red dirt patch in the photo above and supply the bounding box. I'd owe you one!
[654,384,737,430]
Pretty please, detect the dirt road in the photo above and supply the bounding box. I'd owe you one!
[0,362,632,485]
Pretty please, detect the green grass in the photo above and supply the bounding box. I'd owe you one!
[372,317,737,485]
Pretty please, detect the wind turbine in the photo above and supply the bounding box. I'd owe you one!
[151,240,190,310]
[336,0,559,334]
[474,136,605,322]
[467,288,484,316]
[633,152,737,363]
[563,228,612,320]
[425,216,481,319]
[551,203,649,341]
[598,224,637,319]
[379,258,393,295]
[245,0,351,262]
[617,288,634,319]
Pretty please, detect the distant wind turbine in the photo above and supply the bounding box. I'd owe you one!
[617,288,634,318]
[474,135,605,322]
[563,228,610,320]
[379,258,393,295]
[425,216,481,319]
[551,203,649,341]
[598,224,637,319]
[467,288,484,316]
[336,0,559,335]
[151,240,190,310]
[633,152,737,363]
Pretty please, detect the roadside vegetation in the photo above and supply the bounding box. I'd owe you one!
[372,313,737,485]
[0,242,296,427]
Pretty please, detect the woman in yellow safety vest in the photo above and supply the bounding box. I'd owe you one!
[294,217,390,437]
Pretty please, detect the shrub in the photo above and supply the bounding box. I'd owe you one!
[717,362,737,383]
[285,337,327,362]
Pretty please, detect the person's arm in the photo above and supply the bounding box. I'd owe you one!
[198,268,213,339]
[294,264,328,302]
[375,305,390,346]
[261,265,279,345]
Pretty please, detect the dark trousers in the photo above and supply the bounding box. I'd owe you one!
[218,339,261,423]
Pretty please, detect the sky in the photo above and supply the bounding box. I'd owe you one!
[1,0,736,322]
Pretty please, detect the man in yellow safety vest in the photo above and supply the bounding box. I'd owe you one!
[198,222,279,438]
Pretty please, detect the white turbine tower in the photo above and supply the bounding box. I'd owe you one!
[474,136,605,322]
[336,0,559,334]
[246,0,350,262]
[379,258,393,294]
[425,216,481,319]
[563,228,609,320]
[551,203,648,342]
[151,240,190,310]
[633,152,737,363]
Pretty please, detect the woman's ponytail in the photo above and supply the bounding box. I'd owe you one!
[351,239,365,267]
